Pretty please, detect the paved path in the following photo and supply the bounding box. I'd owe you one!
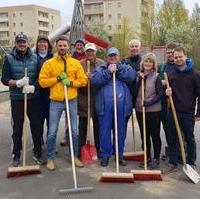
[0,103,200,199]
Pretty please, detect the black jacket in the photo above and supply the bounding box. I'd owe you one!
[168,59,200,116]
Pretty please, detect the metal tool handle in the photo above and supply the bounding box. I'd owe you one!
[113,72,119,173]
[64,86,78,189]
[164,72,186,164]
[141,78,147,170]
[22,68,28,167]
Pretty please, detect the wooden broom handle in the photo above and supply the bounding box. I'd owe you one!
[22,68,28,167]
[87,60,91,142]
[164,72,186,164]
[131,114,136,152]
[141,78,147,170]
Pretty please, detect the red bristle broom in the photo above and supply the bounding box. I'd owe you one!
[99,70,134,183]
[123,113,144,161]
[7,68,41,178]
[131,77,162,181]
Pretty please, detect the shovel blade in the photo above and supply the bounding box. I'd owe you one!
[183,164,200,184]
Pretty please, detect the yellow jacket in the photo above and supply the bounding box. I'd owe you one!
[39,54,88,101]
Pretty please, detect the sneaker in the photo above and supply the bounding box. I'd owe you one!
[12,157,20,167]
[162,164,178,174]
[100,158,109,167]
[60,139,69,147]
[74,158,84,168]
[47,159,55,171]
[150,159,160,169]
[33,154,46,165]
[139,158,152,168]
[119,158,127,166]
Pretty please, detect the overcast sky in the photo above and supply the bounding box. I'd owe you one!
[0,0,199,24]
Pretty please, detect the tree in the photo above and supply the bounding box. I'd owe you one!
[112,16,137,59]
[191,3,200,68]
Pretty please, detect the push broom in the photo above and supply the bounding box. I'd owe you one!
[131,77,162,180]
[123,113,144,161]
[99,70,134,183]
[59,84,94,195]
[7,68,41,178]
[81,61,98,164]
[164,72,200,184]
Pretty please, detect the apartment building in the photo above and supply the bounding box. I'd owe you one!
[84,0,153,39]
[0,5,61,46]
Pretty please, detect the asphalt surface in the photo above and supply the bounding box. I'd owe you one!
[0,101,200,199]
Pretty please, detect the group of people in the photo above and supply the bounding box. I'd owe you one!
[1,33,200,174]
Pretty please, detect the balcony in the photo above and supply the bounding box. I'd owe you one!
[0,17,9,23]
[0,27,9,31]
[39,26,49,32]
[38,16,49,23]
[84,7,104,15]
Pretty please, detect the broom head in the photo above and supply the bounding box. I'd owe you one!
[131,169,162,181]
[123,151,144,162]
[99,172,134,183]
[7,165,41,178]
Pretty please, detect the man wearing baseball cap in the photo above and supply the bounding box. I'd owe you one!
[90,47,136,166]
[1,33,43,166]
[78,43,104,160]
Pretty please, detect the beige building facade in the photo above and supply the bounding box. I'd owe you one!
[0,5,61,46]
[84,0,153,39]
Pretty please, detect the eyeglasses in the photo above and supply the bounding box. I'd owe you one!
[166,50,174,54]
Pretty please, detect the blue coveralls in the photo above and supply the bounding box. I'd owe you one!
[90,63,136,159]
[99,80,126,158]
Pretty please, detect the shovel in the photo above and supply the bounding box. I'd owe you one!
[164,72,200,184]
[81,60,97,164]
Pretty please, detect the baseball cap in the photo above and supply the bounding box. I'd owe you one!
[107,47,119,56]
[15,34,28,42]
[84,43,96,51]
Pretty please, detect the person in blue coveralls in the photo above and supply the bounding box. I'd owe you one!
[90,47,136,167]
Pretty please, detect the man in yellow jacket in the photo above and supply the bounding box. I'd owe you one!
[39,35,87,170]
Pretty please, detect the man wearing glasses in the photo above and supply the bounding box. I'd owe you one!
[158,42,177,161]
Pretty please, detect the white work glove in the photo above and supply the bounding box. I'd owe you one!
[16,77,29,88]
[22,85,35,94]
[108,64,117,73]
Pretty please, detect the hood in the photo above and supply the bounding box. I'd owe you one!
[176,58,193,73]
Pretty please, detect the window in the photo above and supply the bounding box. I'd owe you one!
[13,13,16,18]
[117,13,121,19]
[108,3,112,8]
[88,16,91,21]
[52,24,54,29]
[0,13,8,18]
[20,22,23,27]
[118,25,121,29]
[108,14,112,19]
[108,25,112,30]
[51,16,54,20]
[117,2,122,8]
[13,32,16,36]
[13,22,16,27]
[20,13,23,17]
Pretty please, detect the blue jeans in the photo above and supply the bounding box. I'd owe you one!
[47,99,78,159]
[167,111,196,165]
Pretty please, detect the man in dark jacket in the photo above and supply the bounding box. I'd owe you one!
[158,42,177,160]
[1,34,43,166]
[165,45,200,173]
[90,47,136,167]
[78,43,104,159]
